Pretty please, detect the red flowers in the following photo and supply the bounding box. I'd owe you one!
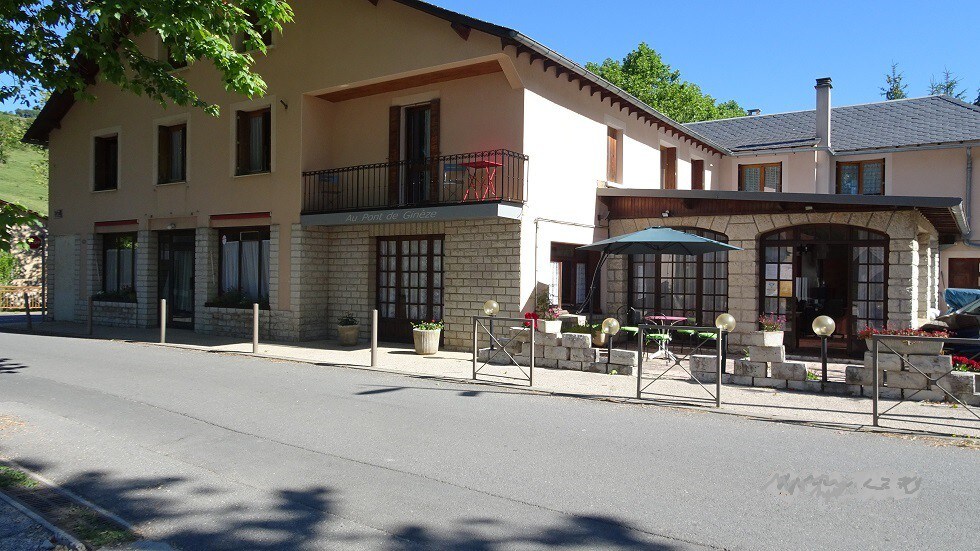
[523,312,539,328]
[952,356,980,372]
[857,327,949,340]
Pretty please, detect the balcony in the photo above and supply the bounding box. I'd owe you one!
[301,149,528,225]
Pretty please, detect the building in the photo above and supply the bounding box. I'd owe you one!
[23,0,980,355]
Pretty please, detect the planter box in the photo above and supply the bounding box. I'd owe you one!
[537,319,562,334]
[337,324,360,346]
[866,338,944,356]
[412,329,441,355]
[744,330,784,347]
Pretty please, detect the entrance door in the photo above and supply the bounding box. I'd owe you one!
[377,235,444,342]
[403,104,431,206]
[760,225,887,356]
[52,235,78,321]
[158,231,195,329]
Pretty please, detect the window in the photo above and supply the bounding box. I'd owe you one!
[606,127,620,183]
[219,228,270,302]
[660,146,677,189]
[93,134,119,191]
[102,233,136,294]
[628,228,729,326]
[235,107,271,175]
[234,11,274,52]
[739,163,781,192]
[166,45,187,70]
[691,159,705,190]
[837,159,884,195]
[157,123,187,184]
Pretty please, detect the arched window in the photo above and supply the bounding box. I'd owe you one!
[628,228,728,325]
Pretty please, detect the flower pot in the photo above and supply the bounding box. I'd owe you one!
[747,330,784,347]
[337,324,360,346]
[537,319,562,334]
[865,339,944,356]
[413,328,441,355]
[592,331,607,347]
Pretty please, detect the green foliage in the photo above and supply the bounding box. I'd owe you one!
[881,63,908,100]
[206,289,268,309]
[0,465,38,489]
[0,1,294,117]
[337,311,358,326]
[928,69,967,99]
[586,43,747,123]
[92,286,137,303]
[563,324,594,334]
[0,113,48,215]
[0,251,20,285]
[412,320,444,331]
[0,200,41,251]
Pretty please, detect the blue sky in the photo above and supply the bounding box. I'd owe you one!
[4,0,979,114]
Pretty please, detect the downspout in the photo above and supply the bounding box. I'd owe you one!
[965,147,979,246]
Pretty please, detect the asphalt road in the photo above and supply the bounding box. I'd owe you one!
[0,332,976,550]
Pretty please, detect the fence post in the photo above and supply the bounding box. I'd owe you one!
[472,316,478,380]
[636,326,644,399]
[160,299,167,344]
[23,292,32,331]
[872,337,880,427]
[87,296,94,335]
[529,321,534,387]
[252,303,259,354]
[715,329,723,408]
[371,309,378,367]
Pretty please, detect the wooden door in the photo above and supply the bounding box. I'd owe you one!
[377,235,444,342]
[949,258,980,289]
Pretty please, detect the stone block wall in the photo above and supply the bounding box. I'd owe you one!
[90,301,138,327]
[196,305,273,338]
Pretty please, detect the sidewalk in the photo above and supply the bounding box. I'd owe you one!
[3,320,979,440]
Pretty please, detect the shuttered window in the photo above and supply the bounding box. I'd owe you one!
[691,159,705,190]
[93,134,119,191]
[660,146,677,189]
[157,123,187,184]
[739,163,781,192]
[235,108,271,175]
[607,127,620,183]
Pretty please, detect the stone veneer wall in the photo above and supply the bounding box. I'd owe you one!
[606,210,938,347]
[318,218,522,351]
[90,301,138,327]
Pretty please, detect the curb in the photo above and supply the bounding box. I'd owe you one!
[0,489,86,551]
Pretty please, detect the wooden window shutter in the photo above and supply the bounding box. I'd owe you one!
[606,127,618,183]
[661,146,677,189]
[388,105,401,204]
[261,108,272,171]
[428,98,441,201]
[158,126,170,183]
[235,111,248,175]
[691,159,704,190]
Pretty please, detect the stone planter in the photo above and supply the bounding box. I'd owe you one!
[413,329,441,355]
[865,338,944,356]
[746,330,784,347]
[592,331,607,347]
[537,319,562,334]
[337,324,360,346]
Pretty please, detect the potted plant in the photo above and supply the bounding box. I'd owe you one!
[750,313,785,347]
[537,305,563,334]
[337,312,360,346]
[412,320,444,355]
[859,327,948,355]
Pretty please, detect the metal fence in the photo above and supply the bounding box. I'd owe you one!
[870,334,980,429]
[636,324,724,407]
[472,316,534,386]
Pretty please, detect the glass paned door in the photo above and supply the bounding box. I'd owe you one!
[377,235,444,342]
[403,104,431,205]
[853,245,886,331]
[761,245,795,333]
[159,231,196,329]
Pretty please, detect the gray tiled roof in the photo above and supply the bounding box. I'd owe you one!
[686,95,980,153]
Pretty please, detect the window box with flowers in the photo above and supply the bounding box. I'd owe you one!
[537,306,563,335]
[858,328,948,355]
[412,320,443,355]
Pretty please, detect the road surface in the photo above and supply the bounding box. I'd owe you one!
[0,332,975,550]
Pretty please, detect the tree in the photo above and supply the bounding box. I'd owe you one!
[974,89,980,107]
[586,43,746,123]
[0,1,294,117]
[0,201,39,252]
[880,63,908,100]
[928,69,967,100]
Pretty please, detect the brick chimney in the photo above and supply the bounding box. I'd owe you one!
[815,77,832,148]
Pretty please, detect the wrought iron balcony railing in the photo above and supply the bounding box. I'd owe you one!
[302,149,528,215]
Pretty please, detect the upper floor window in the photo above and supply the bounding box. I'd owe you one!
[102,233,136,295]
[606,127,621,183]
[837,159,884,195]
[235,107,271,175]
[234,11,274,52]
[739,162,781,192]
[691,159,705,190]
[93,134,119,191]
[166,45,188,70]
[660,146,677,189]
[157,123,187,184]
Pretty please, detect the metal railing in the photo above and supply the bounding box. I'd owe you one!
[302,149,528,214]
[636,324,724,407]
[0,286,41,311]
[870,334,980,428]
[472,316,534,386]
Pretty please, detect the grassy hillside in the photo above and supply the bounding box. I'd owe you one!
[0,113,47,216]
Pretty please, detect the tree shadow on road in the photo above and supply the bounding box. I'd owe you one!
[0,358,27,374]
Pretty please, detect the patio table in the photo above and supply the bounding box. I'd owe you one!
[642,315,689,362]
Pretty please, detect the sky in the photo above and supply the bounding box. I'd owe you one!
[3,0,979,114]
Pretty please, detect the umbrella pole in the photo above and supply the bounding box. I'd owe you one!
[577,250,609,322]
